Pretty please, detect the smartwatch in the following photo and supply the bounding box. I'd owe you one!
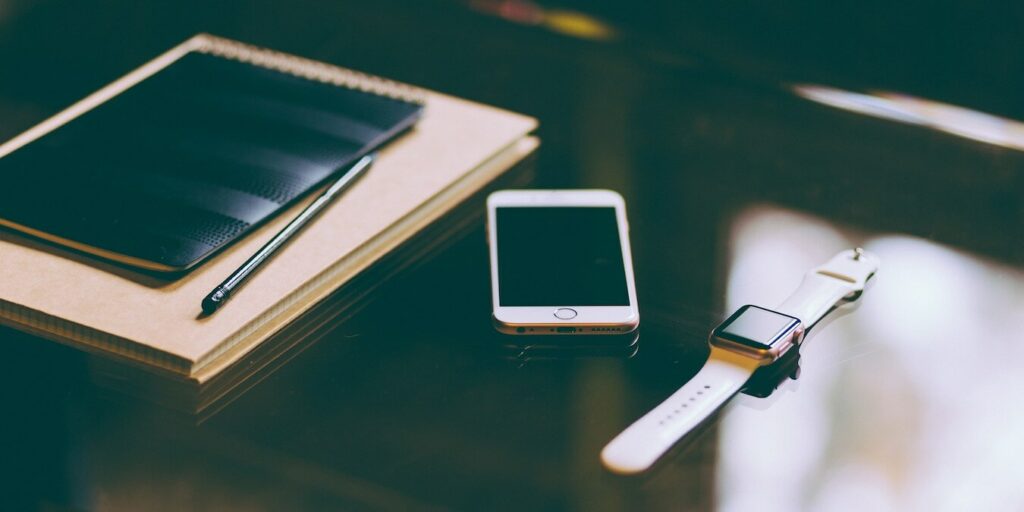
[601,248,879,475]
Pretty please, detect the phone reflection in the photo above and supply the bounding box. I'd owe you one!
[494,329,640,365]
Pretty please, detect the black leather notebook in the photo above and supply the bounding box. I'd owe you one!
[0,35,423,272]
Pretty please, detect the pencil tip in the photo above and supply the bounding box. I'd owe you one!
[201,288,228,315]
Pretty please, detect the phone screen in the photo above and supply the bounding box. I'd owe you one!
[496,206,629,307]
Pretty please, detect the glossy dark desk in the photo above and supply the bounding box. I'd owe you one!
[2,2,1022,511]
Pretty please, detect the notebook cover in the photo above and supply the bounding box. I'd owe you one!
[0,35,538,378]
[0,35,424,272]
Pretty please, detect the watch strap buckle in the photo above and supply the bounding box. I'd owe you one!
[813,247,879,292]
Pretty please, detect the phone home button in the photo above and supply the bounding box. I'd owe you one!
[553,308,577,320]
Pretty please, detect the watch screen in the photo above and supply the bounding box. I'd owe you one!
[496,206,629,306]
[716,305,799,348]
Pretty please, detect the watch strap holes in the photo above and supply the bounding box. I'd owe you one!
[657,383,715,428]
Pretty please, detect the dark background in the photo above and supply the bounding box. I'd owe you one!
[1,0,1020,264]
[4,1,1024,125]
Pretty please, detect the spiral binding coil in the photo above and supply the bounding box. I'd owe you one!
[193,34,426,106]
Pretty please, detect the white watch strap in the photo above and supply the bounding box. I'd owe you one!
[601,249,879,475]
[601,347,760,474]
[776,248,880,328]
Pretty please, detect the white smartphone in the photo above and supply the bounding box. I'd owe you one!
[487,189,640,335]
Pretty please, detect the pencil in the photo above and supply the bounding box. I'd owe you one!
[201,153,376,315]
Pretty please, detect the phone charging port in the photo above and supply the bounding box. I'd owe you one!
[556,327,576,333]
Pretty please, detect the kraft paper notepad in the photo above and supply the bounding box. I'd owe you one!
[0,34,538,383]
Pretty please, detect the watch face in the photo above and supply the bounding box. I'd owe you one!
[713,305,801,350]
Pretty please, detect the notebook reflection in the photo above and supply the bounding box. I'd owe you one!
[717,205,1024,512]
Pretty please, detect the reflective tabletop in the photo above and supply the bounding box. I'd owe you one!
[2,1,1023,511]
